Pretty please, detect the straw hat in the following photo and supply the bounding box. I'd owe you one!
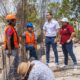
[17,61,31,78]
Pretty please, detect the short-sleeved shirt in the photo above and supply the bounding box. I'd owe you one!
[28,60,55,80]
[60,24,74,44]
[43,19,60,37]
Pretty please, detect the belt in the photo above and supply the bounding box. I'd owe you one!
[46,36,56,38]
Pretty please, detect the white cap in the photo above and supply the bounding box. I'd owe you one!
[61,18,69,22]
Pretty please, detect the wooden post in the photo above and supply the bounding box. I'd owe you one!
[21,0,28,62]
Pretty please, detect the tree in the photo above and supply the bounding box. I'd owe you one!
[48,0,73,19]
[48,2,60,19]
[58,0,71,18]
[16,1,37,34]
[70,0,80,18]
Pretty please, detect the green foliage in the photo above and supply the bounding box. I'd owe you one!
[48,2,60,19]
[17,3,37,23]
[48,0,72,19]
[16,1,37,35]
[75,29,80,39]
[58,0,71,18]
[70,0,80,18]
[27,5,37,23]
[16,2,37,26]
[48,2,60,10]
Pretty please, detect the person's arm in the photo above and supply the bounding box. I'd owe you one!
[6,37,12,55]
[56,28,60,38]
[54,21,60,43]
[43,30,46,42]
[43,23,46,42]
[22,31,26,38]
[20,31,26,45]
[67,26,75,43]
[67,32,75,43]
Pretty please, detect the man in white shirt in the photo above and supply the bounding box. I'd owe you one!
[43,12,60,66]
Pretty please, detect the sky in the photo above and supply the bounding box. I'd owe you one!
[49,0,62,3]
[39,0,62,3]
[7,0,16,14]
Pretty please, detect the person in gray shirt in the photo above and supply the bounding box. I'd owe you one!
[17,60,55,80]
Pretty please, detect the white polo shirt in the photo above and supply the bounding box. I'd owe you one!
[43,19,60,37]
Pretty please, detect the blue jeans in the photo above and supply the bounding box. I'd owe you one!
[25,45,38,60]
[62,41,77,65]
[45,37,58,64]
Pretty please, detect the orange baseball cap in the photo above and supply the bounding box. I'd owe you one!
[6,14,16,20]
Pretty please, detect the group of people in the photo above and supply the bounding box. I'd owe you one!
[4,12,78,80]
[43,12,77,69]
[4,14,38,79]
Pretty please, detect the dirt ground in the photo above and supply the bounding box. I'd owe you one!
[0,43,80,80]
[42,43,80,80]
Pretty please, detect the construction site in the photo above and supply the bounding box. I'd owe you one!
[0,0,80,80]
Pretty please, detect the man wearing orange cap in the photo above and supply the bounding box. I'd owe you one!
[4,14,20,78]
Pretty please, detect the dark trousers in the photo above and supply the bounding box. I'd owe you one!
[25,45,38,60]
[62,41,77,65]
[45,37,58,64]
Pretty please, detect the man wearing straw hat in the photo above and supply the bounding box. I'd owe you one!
[17,60,55,80]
